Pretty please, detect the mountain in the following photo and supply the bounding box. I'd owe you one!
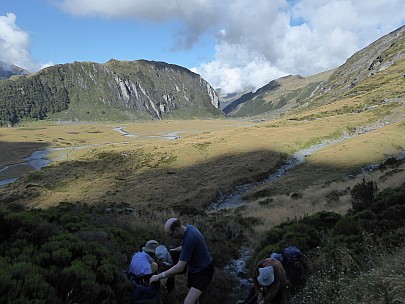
[216,87,254,110]
[222,71,334,117]
[224,25,405,118]
[0,61,30,80]
[0,59,222,126]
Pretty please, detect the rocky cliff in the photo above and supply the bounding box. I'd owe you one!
[0,59,222,125]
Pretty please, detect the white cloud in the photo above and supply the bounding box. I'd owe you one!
[0,0,394,94]
[57,0,405,94]
[1,0,402,95]
[0,13,52,72]
[0,13,33,71]
[197,0,405,93]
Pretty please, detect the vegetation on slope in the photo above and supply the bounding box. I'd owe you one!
[225,26,405,119]
[0,24,404,304]
[1,176,404,303]
[252,179,405,304]
[0,59,222,126]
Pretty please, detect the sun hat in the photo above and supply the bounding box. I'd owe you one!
[257,265,275,286]
[142,240,159,254]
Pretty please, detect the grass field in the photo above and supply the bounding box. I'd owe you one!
[0,95,404,304]
[1,94,404,214]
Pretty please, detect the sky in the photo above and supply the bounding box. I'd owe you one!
[0,0,404,94]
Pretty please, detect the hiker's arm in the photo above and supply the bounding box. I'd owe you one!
[150,260,187,283]
[170,246,182,252]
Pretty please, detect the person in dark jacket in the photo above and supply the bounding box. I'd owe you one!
[252,258,288,304]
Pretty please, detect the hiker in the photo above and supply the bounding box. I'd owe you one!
[128,240,159,277]
[252,257,288,304]
[127,240,162,304]
[155,243,175,293]
[270,246,308,293]
[150,218,214,304]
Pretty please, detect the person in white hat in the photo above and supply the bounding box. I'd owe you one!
[128,240,159,277]
[127,240,162,304]
[253,257,288,304]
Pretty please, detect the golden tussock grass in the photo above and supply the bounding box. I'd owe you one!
[243,158,405,235]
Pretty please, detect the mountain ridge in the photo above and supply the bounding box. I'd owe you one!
[0,59,222,126]
[0,60,30,80]
[224,25,405,118]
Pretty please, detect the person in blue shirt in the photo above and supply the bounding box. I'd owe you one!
[150,218,214,304]
[127,240,162,304]
[129,239,159,277]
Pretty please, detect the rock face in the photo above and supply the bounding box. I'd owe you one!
[316,25,405,100]
[0,59,222,125]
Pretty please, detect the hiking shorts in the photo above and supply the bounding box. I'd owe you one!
[187,261,214,291]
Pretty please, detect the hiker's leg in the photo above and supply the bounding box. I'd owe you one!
[184,287,202,304]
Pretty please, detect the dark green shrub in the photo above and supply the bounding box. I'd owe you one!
[0,203,133,303]
[260,226,285,248]
[353,209,378,231]
[332,216,363,237]
[372,185,405,213]
[301,211,341,231]
[255,244,280,261]
[350,179,377,212]
[380,204,405,229]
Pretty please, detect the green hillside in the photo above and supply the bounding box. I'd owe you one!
[0,59,223,126]
[0,26,404,304]
[225,26,405,119]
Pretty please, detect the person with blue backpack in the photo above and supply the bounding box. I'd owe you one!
[149,217,214,304]
[270,246,308,293]
[239,246,308,304]
[127,240,162,304]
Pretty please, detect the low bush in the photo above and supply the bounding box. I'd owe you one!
[252,180,405,303]
[0,202,135,303]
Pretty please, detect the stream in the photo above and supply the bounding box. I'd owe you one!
[113,127,182,140]
[1,121,403,300]
[0,126,183,187]
[206,120,397,211]
[206,120,404,300]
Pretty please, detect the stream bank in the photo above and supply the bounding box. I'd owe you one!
[0,126,182,187]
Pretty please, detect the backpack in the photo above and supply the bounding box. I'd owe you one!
[155,245,176,294]
[270,246,308,292]
[125,272,161,304]
[281,246,303,266]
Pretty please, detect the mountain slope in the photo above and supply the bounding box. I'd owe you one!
[0,59,222,126]
[0,61,30,80]
[223,71,334,117]
[306,25,405,108]
[225,25,405,118]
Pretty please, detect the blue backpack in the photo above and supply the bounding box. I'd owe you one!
[270,246,308,291]
[281,246,302,266]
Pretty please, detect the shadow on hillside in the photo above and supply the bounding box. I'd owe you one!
[1,141,401,211]
[0,140,52,186]
[0,140,51,164]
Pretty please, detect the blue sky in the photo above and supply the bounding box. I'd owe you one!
[1,0,404,94]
